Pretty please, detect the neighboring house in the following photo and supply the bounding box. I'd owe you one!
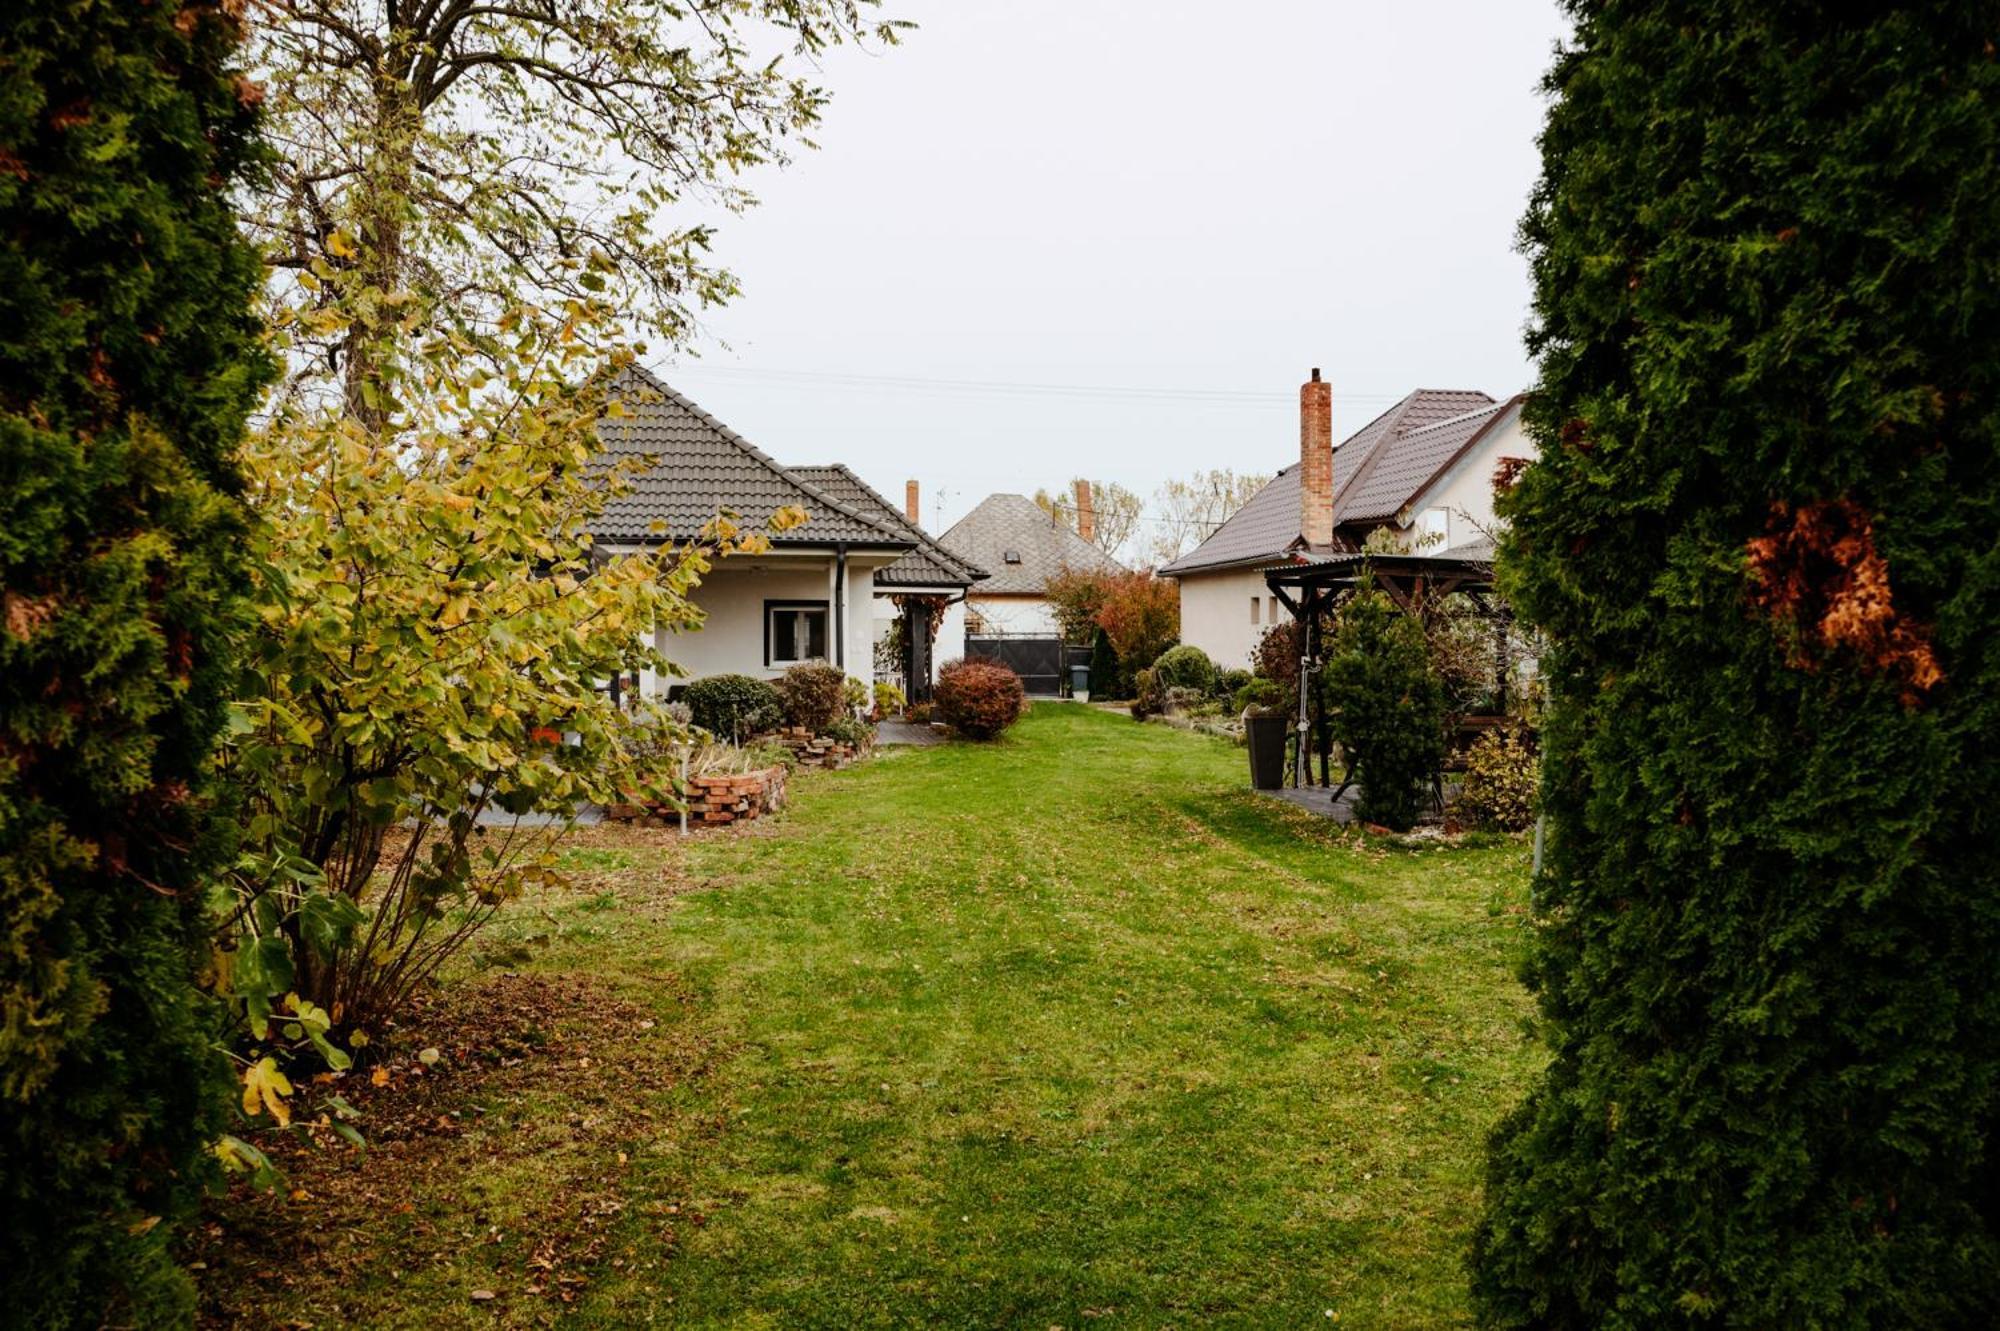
[784,468,988,697]
[934,486,1131,641]
[1159,369,1531,668]
[590,367,984,697]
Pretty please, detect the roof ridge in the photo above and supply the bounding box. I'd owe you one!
[618,367,912,546]
[1330,393,1426,523]
[1400,393,1525,518]
[1398,399,1504,437]
[786,462,989,581]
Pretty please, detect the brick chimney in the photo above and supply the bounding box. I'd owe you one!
[1074,478,1095,544]
[1299,367,1334,548]
[905,479,921,526]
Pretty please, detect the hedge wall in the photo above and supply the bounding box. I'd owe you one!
[1472,4,2000,1325]
[0,0,269,1323]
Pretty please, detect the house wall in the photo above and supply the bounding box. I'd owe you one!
[1175,568,1283,670]
[965,593,1058,638]
[649,555,883,694]
[1402,403,1531,552]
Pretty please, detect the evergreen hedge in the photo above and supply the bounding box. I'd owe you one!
[0,0,269,1323]
[1473,4,2000,1325]
[1321,591,1443,831]
[1088,627,1121,699]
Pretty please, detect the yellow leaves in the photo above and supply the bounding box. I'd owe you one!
[439,595,473,628]
[769,504,809,533]
[440,492,475,512]
[242,1057,294,1126]
[371,1066,391,1087]
[326,229,358,259]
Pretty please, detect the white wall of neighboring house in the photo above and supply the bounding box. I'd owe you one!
[965,594,1059,638]
[1176,568,1284,670]
[937,597,968,668]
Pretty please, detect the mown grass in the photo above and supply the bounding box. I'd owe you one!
[198,703,1540,1329]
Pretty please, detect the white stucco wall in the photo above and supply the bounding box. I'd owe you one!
[647,553,885,695]
[1174,568,1284,669]
[965,594,1058,638]
[1400,401,1531,553]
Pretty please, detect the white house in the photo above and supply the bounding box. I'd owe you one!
[934,486,1130,639]
[590,368,985,698]
[1159,369,1533,668]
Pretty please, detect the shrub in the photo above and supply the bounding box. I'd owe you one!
[1472,6,2000,1324]
[842,674,870,716]
[1096,572,1180,671]
[1454,725,1538,832]
[1323,592,1444,831]
[0,1,271,1321]
[934,659,1025,739]
[824,715,873,748]
[1234,678,1285,714]
[871,680,906,721]
[1088,627,1123,699]
[1130,667,1164,719]
[776,662,846,732]
[1215,667,1252,700]
[1152,644,1216,693]
[904,701,936,725]
[685,674,785,739]
[1044,565,1118,644]
[1250,619,1303,718]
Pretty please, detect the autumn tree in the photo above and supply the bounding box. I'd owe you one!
[1034,479,1143,560]
[248,0,907,408]
[1095,572,1180,675]
[0,0,270,1322]
[1148,469,1267,563]
[1473,3,2000,1324]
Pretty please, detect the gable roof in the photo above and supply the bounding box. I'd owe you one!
[937,492,1130,595]
[787,464,988,590]
[589,366,915,549]
[1157,387,1501,576]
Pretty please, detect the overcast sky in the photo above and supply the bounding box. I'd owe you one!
[654,0,1572,538]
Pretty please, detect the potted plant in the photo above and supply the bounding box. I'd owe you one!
[1237,678,1289,790]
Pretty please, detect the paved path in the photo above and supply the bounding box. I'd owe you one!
[875,718,946,746]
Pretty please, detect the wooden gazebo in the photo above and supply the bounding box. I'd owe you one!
[1264,550,1511,790]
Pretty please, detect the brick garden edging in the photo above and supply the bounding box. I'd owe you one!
[604,763,789,828]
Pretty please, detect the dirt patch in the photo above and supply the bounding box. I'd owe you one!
[190,970,715,1327]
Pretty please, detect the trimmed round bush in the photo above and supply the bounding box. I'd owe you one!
[683,674,783,739]
[934,659,1025,739]
[776,661,846,733]
[1151,643,1215,693]
[1214,666,1252,700]
[1234,677,1284,714]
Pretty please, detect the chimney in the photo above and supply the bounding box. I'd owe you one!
[1299,367,1334,548]
[905,479,921,526]
[1074,478,1095,544]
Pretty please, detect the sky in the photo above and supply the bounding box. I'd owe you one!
[653,0,1573,539]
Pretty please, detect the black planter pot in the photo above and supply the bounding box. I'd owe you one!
[1244,710,1287,790]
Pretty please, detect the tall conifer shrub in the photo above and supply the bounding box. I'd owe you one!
[0,0,267,1323]
[1473,4,2000,1325]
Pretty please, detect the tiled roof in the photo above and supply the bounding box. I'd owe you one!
[1156,467,1300,574]
[1332,398,1505,525]
[937,493,1130,595]
[589,367,915,549]
[1158,388,1500,575]
[787,464,988,589]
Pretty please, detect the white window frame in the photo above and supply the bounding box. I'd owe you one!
[765,600,830,667]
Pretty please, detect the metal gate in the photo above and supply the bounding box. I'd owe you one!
[966,635,1066,696]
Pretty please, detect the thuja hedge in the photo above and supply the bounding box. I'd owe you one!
[1473,4,2000,1326]
[0,0,268,1325]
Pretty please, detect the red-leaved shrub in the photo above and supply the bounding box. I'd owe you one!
[933,659,1025,739]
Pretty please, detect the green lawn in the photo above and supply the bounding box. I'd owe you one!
[197,703,1539,1328]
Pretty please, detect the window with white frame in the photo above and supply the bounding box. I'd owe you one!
[765,600,829,666]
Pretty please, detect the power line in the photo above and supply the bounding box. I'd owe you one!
[652,360,1407,407]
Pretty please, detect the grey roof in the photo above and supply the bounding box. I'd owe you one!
[936,493,1130,594]
[589,367,915,549]
[1158,388,1500,576]
[787,464,988,589]
[1333,397,1505,525]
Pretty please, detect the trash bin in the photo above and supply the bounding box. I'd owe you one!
[1244,710,1287,790]
[1070,663,1090,700]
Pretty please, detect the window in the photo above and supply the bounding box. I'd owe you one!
[1003,548,1023,565]
[1250,596,1261,625]
[1268,595,1279,624]
[765,600,829,666]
